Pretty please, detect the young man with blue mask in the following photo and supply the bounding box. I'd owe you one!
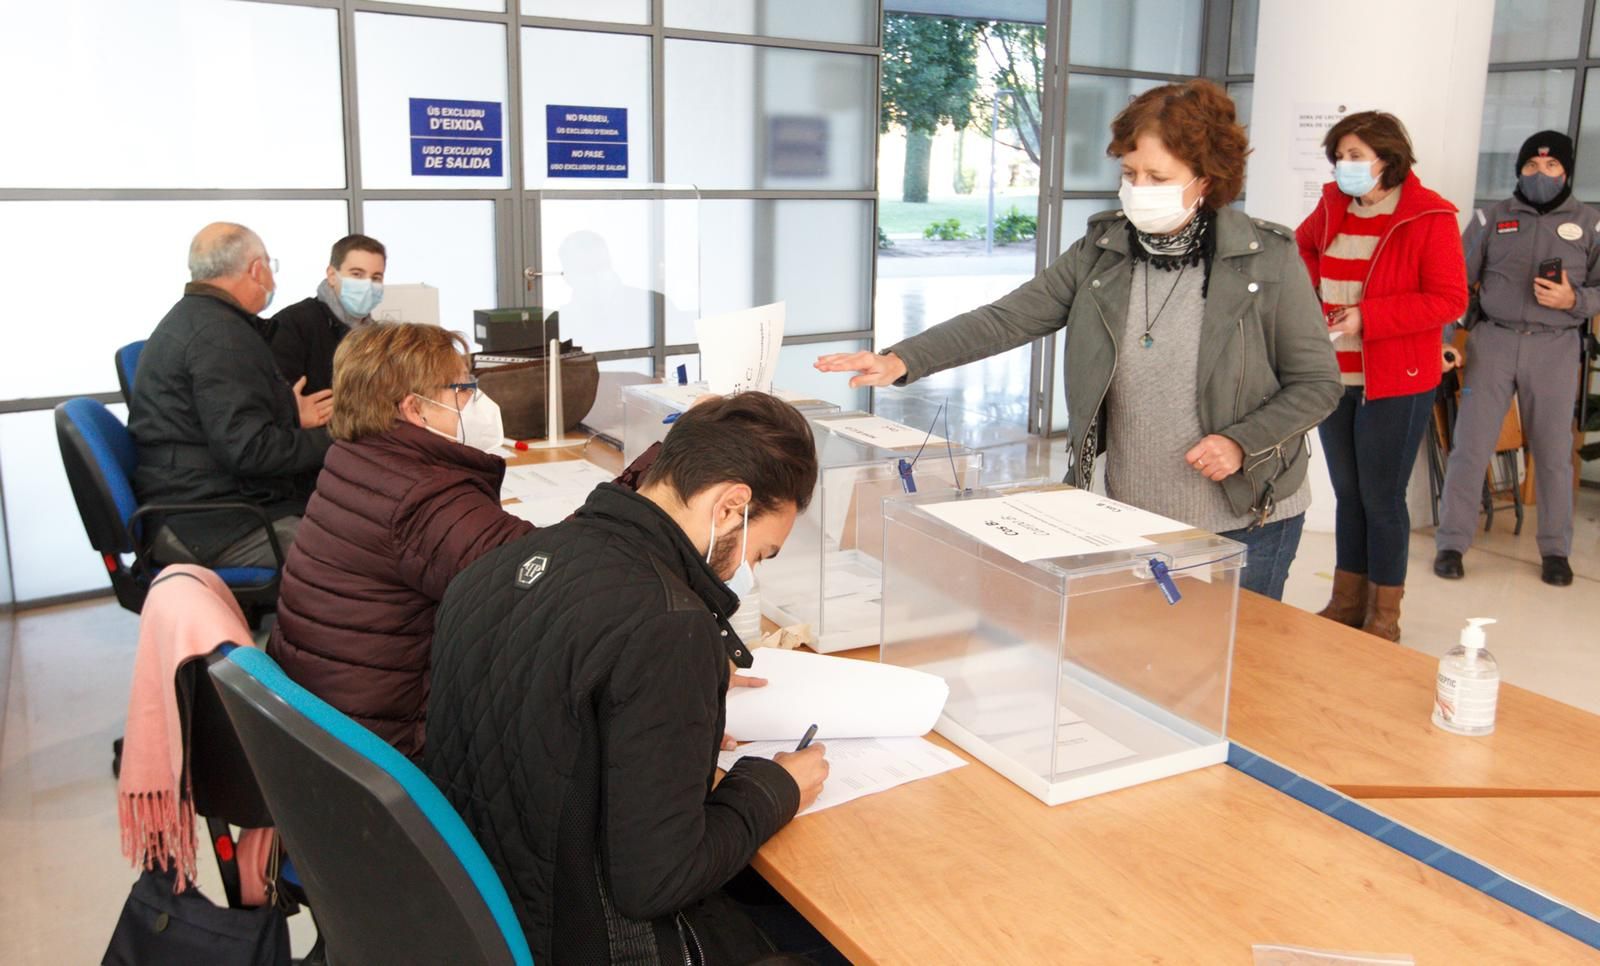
[270,233,387,395]
[426,392,830,965]
[1436,130,1599,587]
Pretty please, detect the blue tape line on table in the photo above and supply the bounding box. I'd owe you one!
[1226,743,1600,950]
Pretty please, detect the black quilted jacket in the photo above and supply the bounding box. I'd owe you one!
[424,483,800,964]
[128,283,330,560]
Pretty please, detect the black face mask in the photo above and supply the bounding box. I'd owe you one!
[1519,171,1566,205]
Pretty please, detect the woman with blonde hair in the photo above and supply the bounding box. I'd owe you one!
[269,322,655,759]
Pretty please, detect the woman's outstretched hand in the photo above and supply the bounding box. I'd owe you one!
[814,350,908,389]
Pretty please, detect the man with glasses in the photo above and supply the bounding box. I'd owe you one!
[128,222,333,570]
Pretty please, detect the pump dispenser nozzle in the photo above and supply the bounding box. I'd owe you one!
[1460,617,1496,650]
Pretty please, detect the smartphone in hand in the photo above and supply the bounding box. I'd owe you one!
[1538,257,1563,283]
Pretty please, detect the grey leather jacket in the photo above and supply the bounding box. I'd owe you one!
[887,206,1342,525]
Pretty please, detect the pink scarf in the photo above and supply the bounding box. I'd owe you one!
[116,565,270,903]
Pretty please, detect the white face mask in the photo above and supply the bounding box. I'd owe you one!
[415,390,505,453]
[1118,176,1201,234]
[706,501,756,598]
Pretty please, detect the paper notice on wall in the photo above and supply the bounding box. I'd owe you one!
[920,488,1191,562]
[820,415,944,450]
[1292,101,1351,222]
[696,302,784,395]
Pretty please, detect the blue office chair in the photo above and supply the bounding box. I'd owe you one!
[116,340,146,402]
[54,398,282,623]
[209,647,534,966]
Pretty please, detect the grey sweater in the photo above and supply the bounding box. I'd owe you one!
[1107,262,1311,532]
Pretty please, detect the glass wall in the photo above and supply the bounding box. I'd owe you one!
[1481,0,1600,201]
[0,0,881,604]
[1037,0,1250,430]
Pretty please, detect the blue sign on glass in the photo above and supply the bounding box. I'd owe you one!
[409,97,503,178]
[547,142,628,178]
[413,138,504,177]
[546,104,629,179]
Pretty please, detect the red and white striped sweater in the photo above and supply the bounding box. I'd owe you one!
[1316,187,1403,387]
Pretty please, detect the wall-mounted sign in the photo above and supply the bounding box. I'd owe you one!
[546,104,628,179]
[767,116,829,178]
[410,97,503,177]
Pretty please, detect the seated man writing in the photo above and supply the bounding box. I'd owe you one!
[130,222,333,568]
[270,233,387,394]
[426,393,829,965]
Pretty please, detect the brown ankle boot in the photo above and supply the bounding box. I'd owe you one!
[1317,569,1369,627]
[1362,584,1404,642]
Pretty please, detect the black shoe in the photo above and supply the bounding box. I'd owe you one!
[1433,550,1465,580]
[1542,556,1574,586]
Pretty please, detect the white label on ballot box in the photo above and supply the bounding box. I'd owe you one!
[822,415,945,450]
[637,381,817,411]
[921,488,1190,562]
[636,382,709,410]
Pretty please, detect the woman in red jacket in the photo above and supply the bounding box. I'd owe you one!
[1296,111,1468,641]
[268,323,656,759]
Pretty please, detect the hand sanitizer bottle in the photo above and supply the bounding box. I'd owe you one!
[1432,618,1499,736]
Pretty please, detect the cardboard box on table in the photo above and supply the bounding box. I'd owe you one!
[878,483,1243,805]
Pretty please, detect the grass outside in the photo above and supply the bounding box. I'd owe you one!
[879,193,1040,237]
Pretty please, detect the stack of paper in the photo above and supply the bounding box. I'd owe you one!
[724,647,949,741]
[499,460,614,526]
[718,737,965,815]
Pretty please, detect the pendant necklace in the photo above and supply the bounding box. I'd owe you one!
[1140,262,1187,349]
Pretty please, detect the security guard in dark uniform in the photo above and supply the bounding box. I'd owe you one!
[1435,131,1598,586]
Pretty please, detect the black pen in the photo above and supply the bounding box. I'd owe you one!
[795,723,818,751]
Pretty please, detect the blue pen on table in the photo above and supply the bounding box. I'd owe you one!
[662,411,681,425]
[795,723,818,751]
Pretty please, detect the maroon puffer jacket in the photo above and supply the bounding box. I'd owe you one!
[268,422,658,761]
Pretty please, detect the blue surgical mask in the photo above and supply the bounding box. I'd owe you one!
[707,502,756,598]
[1334,160,1379,198]
[337,276,384,318]
[1518,171,1565,205]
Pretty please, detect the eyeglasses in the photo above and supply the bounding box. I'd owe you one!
[261,257,280,274]
[445,379,480,394]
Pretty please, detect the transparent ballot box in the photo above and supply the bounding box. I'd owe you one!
[621,382,840,465]
[758,410,984,654]
[878,484,1243,805]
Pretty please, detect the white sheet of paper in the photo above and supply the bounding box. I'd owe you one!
[920,488,1191,562]
[498,460,613,525]
[1053,721,1137,772]
[718,736,966,815]
[724,647,950,741]
[695,302,785,395]
[820,415,945,450]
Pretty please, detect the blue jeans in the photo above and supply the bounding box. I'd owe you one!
[1317,385,1433,585]
[1219,513,1306,600]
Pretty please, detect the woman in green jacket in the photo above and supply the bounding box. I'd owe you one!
[818,80,1340,600]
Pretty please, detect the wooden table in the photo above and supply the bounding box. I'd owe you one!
[1370,796,1600,920]
[752,737,1596,963]
[502,434,621,473]
[1228,593,1600,797]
